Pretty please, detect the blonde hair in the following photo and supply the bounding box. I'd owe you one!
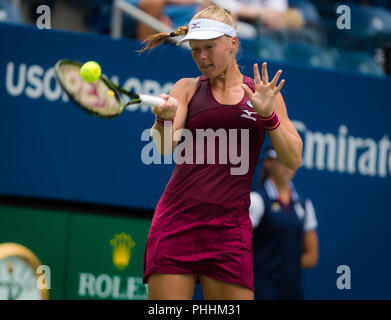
[139,5,236,52]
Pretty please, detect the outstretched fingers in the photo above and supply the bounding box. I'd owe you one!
[253,63,261,85]
[261,62,269,85]
[274,78,285,95]
[270,70,283,89]
[250,63,285,98]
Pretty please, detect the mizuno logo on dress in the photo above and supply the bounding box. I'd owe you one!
[241,110,257,121]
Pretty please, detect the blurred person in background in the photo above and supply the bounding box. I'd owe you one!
[202,0,305,34]
[136,0,203,40]
[250,145,318,300]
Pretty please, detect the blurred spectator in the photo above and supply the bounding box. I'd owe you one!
[202,0,304,31]
[136,0,202,40]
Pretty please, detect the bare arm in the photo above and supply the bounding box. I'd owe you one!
[269,93,303,170]
[301,230,319,269]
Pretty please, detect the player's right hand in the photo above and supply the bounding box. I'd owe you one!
[152,94,178,121]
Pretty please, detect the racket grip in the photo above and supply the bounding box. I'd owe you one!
[139,95,164,107]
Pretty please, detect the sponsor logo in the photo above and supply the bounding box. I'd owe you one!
[241,109,257,121]
[190,22,201,30]
[78,273,148,300]
[292,120,391,178]
[77,233,148,300]
[110,233,135,271]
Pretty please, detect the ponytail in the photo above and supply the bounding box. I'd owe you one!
[138,25,189,52]
[138,5,235,53]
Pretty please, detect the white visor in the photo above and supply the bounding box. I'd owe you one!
[177,18,237,45]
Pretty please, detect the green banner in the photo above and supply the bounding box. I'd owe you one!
[0,204,151,300]
[65,213,150,300]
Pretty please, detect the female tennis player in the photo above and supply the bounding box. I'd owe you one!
[141,5,303,300]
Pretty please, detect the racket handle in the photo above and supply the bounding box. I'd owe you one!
[139,95,164,107]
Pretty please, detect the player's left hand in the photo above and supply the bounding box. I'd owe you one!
[241,62,285,118]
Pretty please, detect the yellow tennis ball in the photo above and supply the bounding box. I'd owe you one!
[80,61,101,83]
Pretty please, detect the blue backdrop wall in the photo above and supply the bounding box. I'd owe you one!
[1,23,390,299]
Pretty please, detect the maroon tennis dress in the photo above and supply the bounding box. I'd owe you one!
[143,75,266,291]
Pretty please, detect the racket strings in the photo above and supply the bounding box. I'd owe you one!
[57,62,123,117]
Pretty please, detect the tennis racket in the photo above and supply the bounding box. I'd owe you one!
[54,59,164,118]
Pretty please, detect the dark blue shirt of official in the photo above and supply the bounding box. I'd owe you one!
[250,179,318,300]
